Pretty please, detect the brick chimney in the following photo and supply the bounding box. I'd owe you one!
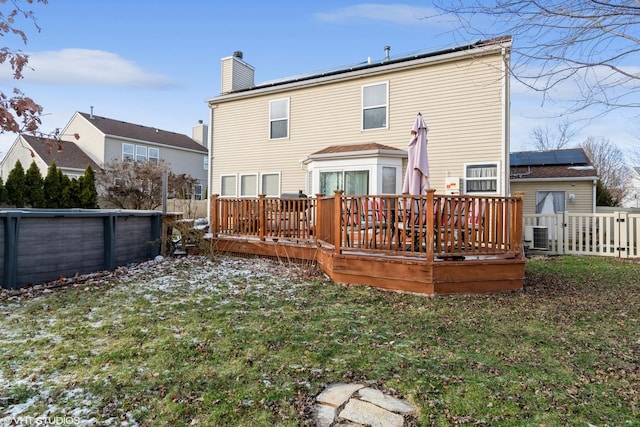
[220,51,255,94]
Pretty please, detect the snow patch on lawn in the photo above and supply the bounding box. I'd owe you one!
[0,255,321,425]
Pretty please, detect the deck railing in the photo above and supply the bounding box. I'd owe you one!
[210,189,523,260]
[211,195,316,241]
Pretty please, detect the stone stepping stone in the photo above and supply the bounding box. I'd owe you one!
[312,382,417,427]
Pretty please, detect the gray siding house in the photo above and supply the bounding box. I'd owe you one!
[1,112,209,199]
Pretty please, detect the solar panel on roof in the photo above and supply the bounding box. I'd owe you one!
[555,150,587,164]
[510,149,587,166]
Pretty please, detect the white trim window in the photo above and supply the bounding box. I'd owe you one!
[192,183,204,200]
[136,146,148,163]
[203,156,209,171]
[382,166,397,194]
[269,98,289,139]
[320,170,369,196]
[220,175,237,197]
[536,191,565,214]
[122,143,134,161]
[240,174,258,197]
[260,173,280,197]
[362,82,388,130]
[148,147,159,164]
[465,163,499,194]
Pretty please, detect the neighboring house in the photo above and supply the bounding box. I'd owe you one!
[510,148,598,215]
[1,112,209,199]
[63,112,209,198]
[0,135,99,180]
[206,38,512,198]
[622,167,640,208]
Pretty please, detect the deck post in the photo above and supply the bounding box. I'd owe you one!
[258,194,266,241]
[210,194,219,236]
[512,192,524,256]
[426,189,436,261]
[315,193,322,245]
[333,190,343,254]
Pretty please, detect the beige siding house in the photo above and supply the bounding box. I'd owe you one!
[0,135,99,180]
[510,148,598,215]
[206,38,512,198]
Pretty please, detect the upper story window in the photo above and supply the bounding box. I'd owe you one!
[123,142,159,163]
[148,147,159,164]
[203,156,209,171]
[269,98,289,139]
[122,143,134,161]
[362,82,388,130]
[136,146,147,163]
[465,163,498,193]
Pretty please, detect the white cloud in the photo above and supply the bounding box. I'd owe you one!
[0,48,175,87]
[316,3,442,26]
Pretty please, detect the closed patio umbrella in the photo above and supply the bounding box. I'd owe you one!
[399,113,430,251]
[402,113,429,195]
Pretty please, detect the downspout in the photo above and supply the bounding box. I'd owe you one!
[592,179,597,213]
[502,45,511,196]
[207,104,217,223]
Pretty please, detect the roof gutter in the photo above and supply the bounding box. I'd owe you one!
[511,176,598,182]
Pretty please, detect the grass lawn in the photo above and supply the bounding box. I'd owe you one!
[0,254,638,426]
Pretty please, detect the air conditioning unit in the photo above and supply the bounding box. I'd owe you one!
[524,225,549,250]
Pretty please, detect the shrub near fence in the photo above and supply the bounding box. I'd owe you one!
[0,209,163,289]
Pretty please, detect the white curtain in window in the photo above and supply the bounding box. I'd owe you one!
[240,175,257,196]
[261,174,279,196]
[382,167,396,194]
[221,176,237,197]
[320,172,342,196]
[466,164,498,192]
[468,166,496,178]
[344,171,369,195]
[536,191,565,213]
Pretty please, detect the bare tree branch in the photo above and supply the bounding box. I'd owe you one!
[580,136,630,202]
[434,1,640,116]
[528,119,576,150]
[96,160,199,210]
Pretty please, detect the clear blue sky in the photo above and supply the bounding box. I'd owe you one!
[0,1,636,156]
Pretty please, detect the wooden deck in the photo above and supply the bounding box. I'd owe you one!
[208,190,525,295]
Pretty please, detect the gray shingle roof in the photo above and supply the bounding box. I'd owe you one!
[77,112,207,153]
[22,135,100,171]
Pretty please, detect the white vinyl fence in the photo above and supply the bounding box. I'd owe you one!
[523,211,640,258]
